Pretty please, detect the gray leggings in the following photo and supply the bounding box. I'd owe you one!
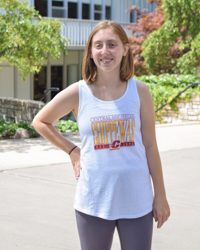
[75,210,153,250]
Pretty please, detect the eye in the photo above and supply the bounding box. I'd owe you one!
[109,43,115,48]
[94,44,102,49]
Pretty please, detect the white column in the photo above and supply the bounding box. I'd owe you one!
[145,0,148,10]
[47,0,52,17]
[64,0,68,18]
[127,0,130,23]
[47,58,51,102]
[14,67,17,98]
[78,51,82,80]
[90,0,94,20]
[30,73,33,100]
[102,0,105,20]
[78,0,82,19]
[30,0,34,7]
[139,0,142,10]
[63,53,67,89]
[111,0,115,21]
[120,0,123,22]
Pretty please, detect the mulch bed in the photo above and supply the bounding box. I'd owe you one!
[0,136,15,140]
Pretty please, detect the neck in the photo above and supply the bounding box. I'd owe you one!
[94,69,123,88]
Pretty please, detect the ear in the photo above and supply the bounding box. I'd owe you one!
[123,43,130,57]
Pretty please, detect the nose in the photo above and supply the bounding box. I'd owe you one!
[101,44,109,55]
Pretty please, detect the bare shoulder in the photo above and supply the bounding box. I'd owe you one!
[48,81,79,109]
[55,81,79,100]
[135,79,150,96]
[33,81,80,124]
[135,80,152,106]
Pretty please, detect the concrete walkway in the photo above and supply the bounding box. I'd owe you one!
[0,122,200,249]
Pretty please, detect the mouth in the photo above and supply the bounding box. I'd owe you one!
[100,59,113,64]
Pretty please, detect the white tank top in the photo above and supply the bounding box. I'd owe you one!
[73,78,153,220]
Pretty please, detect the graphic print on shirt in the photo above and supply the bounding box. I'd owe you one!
[91,114,135,150]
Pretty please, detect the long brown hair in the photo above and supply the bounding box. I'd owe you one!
[82,20,134,84]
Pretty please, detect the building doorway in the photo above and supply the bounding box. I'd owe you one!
[34,66,47,101]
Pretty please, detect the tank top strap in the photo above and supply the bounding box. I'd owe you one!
[78,80,92,121]
[127,78,140,110]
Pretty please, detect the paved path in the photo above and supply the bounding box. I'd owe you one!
[0,122,200,249]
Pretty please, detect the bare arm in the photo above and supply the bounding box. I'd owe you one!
[32,82,81,180]
[136,79,170,228]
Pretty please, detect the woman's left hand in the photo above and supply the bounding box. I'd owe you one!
[153,195,170,229]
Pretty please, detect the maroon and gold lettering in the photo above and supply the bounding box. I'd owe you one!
[91,114,135,150]
[105,121,110,144]
[118,120,126,142]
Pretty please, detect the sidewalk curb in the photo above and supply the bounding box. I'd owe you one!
[155,121,200,128]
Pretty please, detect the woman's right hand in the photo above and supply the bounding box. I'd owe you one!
[69,146,81,180]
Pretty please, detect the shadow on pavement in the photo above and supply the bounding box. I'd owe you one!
[0,132,82,154]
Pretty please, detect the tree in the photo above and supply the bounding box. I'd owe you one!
[141,0,200,75]
[127,0,164,75]
[0,0,69,80]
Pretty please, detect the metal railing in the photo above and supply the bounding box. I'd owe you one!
[155,81,200,113]
[40,87,60,103]
[57,18,132,47]
[34,17,132,48]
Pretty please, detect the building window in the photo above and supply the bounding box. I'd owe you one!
[106,6,111,20]
[82,0,90,19]
[82,3,90,19]
[94,0,102,20]
[52,0,65,18]
[34,66,47,101]
[94,5,101,20]
[105,0,111,20]
[68,2,78,19]
[52,0,63,7]
[130,9,136,23]
[34,0,47,17]
[51,66,63,99]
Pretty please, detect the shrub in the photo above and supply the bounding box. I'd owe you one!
[135,74,200,121]
[57,120,79,132]
[0,119,38,138]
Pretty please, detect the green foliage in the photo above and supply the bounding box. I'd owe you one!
[137,74,199,88]
[0,0,69,80]
[177,33,200,74]
[0,119,38,137]
[142,0,200,75]
[57,120,79,133]
[135,74,200,121]
[127,0,164,76]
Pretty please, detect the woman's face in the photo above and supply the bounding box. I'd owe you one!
[90,28,129,75]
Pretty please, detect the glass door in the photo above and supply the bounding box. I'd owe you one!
[51,66,63,99]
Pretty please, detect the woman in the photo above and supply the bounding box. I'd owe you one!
[33,20,170,250]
